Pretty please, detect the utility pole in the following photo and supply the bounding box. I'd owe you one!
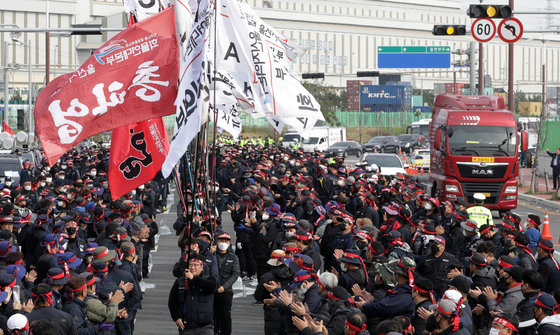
[46,0,50,84]
[28,39,33,137]
[508,0,514,111]
[3,41,8,130]
[478,43,484,95]
[470,42,476,95]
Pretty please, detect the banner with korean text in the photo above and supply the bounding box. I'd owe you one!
[34,7,179,166]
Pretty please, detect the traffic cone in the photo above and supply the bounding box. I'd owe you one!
[542,212,553,240]
[403,151,407,161]
[399,147,402,155]
[374,148,378,153]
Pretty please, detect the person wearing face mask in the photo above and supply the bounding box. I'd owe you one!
[533,293,560,334]
[271,221,297,251]
[516,270,545,335]
[417,236,459,297]
[276,270,322,335]
[482,266,525,315]
[411,276,437,335]
[214,233,240,335]
[490,313,520,335]
[294,230,323,273]
[536,239,560,294]
[332,218,356,255]
[64,221,85,257]
[423,298,468,335]
[336,252,368,292]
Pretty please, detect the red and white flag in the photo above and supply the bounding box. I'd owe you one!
[34,7,179,166]
[108,118,169,200]
[2,122,13,135]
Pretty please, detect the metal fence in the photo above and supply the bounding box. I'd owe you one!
[239,111,431,129]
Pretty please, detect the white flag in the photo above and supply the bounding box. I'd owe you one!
[161,0,210,178]
[211,106,242,139]
[215,0,324,125]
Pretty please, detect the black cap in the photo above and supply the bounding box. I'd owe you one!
[414,276,434,293]
[449,275,470,294]
[470,253,488,267]
[504,265,525,283]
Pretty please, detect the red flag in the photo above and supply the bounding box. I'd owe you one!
[34,7,179,166]
[108,117,169,200]
[3,122,13,135]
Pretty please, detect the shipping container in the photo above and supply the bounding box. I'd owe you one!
[347,80,372,111]
[412,106,431,114]
[360,85,406,106]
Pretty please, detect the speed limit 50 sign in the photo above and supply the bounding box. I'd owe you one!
[471,18,496,42]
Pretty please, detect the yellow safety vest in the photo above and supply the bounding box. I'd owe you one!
[466,205,494,229]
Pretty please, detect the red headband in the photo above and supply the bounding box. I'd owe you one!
[498,259,514,269]
[189,259,204,265]
[95,249,110,259]
[86,277,96,286]
[293,274,312,283]
[345,320,367,335]
[494,317,518,331]
[480,225,493,235]
[72,283,87,292]
[32,291,53,307]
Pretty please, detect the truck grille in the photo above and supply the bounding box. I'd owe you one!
[460,182,504,205]
[457,164,508,179]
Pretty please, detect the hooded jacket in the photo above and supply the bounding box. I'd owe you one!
[538,315,560,335]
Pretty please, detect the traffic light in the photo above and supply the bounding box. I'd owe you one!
[432,25,466,36]
[16,109,24,130]
[302,73,324,79]
[356,71,380,77]
[468,5,512,18]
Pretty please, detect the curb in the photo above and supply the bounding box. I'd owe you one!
[518,193,560,212]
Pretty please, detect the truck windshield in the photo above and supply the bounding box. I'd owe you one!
[283,134,301,142]
[303,137,320,145]
[448,126,517,157]
[363,155,402,168]
[411,125,430,136]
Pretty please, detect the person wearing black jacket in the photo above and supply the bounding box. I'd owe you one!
[545,148,560,189]
[516,270,545,335]
[168,256,217,335]
[416,236,459,297]
[410,276,435,335]
[536,239,560,294]
[62,276,97,335]
[27,284,78,335]
[214,233,240,335]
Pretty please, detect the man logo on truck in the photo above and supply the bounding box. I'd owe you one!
[368,90,396,99]
[472,169,493,176]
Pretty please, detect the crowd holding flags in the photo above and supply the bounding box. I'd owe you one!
[33,0,323,199]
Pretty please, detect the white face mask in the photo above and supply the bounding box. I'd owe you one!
[489,328,500,335]
[40,182,46,187]
[61,187,67,193]
[523,222,529,229]
[24,185,31,191]
[262,213,270,221]
[283,157,289,162]
[285,231,295,238]
[337,180,345,187]
[90,171,97,177]
[61,165,67,169]
[44,167,50,172]
[214,186,220,192]
[296,283,309,295]
[87,184,93,188]
[218,242,229,251]
[425,203,432,210]
[58,175,65,180]
[4,182,11,187]
[46,178,52,183]
[131,190,136,195]
[138,185,145,191]
[57,201,64,207]
[340,263,347,272]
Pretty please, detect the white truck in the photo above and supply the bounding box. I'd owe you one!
[406,119,431,137]
[282,127,347,152]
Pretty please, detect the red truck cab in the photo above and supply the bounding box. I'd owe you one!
[429,95,528,212]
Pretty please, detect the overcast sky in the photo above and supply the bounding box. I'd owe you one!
[460,0,559,31]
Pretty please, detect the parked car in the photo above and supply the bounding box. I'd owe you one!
[0,154,23,184]
[363,136,399,153]
[397,134,427,154]
[361,153,407,176]
[411,148,431,172]
[326,141,362,157]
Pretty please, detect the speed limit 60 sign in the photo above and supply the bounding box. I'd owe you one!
[471,18,496,42]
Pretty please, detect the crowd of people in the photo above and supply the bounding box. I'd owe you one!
[0,144,166,335]
[167,138,560,335]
